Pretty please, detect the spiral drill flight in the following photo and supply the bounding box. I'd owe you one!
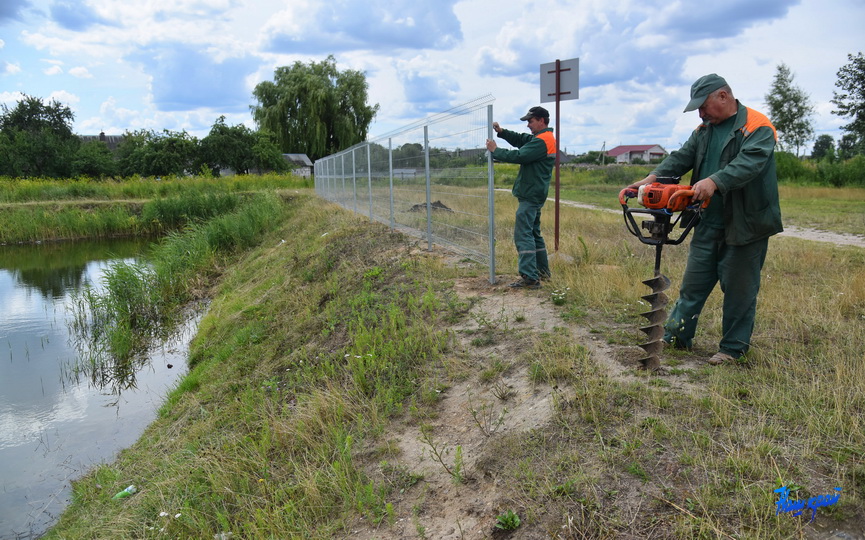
[619,178,709,370]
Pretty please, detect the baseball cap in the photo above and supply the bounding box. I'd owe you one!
[683,74,728,112]
[519,106,550,121]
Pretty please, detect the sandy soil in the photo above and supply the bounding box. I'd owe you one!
[344,210,864,539]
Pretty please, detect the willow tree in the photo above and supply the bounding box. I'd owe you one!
[251,56,379,161]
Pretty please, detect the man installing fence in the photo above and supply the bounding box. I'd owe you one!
[625,74,783,365]
[486,106,557,289]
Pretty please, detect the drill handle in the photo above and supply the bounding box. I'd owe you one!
[667,189,710,211]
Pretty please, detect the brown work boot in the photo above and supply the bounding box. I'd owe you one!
[707,352,735,365]
[508,276,541,289]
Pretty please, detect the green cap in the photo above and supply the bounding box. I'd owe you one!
[684,74,728,112]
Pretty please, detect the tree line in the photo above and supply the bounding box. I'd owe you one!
[0,97,294,179]
[0,56,378,180]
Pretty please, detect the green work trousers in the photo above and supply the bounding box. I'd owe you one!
[514,199,550,281]
[663,224,768,358]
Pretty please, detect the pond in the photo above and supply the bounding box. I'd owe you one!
[0,239,200,540]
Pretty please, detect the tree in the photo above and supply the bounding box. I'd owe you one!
[837,133,863,160]
[765,63,815,157]
[0,94,80,178]
[115,129,198,177]
[250,131,290,174]
[251,55,379,161]
[73,140,118,178]
[199,116,288,175]
[831,52,865,154]
[811,134,835,161]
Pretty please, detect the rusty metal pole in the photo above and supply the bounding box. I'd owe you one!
[554,59,561,252]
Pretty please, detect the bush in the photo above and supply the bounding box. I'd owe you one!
[775,152,815,183]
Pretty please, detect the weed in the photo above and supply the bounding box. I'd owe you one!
[551,287,570,306]
[467,393,508,437]
[495,510,521,530]
[419,424,466,484]
[490,378,514,401]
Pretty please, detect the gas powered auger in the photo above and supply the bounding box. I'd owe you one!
[619,177,709,370]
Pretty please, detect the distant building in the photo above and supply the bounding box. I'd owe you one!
[78,132,124,151]
[606,144,668,164]
[283,153,313,177]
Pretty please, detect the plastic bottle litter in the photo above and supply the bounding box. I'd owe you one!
[112,485,137,499]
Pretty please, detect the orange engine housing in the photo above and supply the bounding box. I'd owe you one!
[637,183,709,212]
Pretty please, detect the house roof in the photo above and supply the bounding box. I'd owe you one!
[283,153,313,166]
[606,144,665,157]
[78,133,124,151]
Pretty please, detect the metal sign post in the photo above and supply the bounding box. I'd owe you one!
[540,57,579,251]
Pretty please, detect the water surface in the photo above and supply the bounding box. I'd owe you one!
[0,239,197,539]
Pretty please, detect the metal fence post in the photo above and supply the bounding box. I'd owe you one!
[388,138,395,230]
[351,149,358,214]
[424,124,432,251]
[340,154,346,209]
[367,143,373,222]
[487,104,497,284]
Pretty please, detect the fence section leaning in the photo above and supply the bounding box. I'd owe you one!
[314,96,497,283]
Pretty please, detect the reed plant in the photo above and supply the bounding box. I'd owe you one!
[0,188,276,243]
[67,193,287,391]
[0,172,307,203]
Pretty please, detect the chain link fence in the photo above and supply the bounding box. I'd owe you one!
[314,96,497,283]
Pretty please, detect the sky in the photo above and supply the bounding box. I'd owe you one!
[1,0,863,156]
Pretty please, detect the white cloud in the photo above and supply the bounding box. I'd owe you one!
[69,66,93,78]
[44,65,63,75]
[2,0,861,148]
[48,90,79,107]
[3,62,22,75]
[0,91,26,107]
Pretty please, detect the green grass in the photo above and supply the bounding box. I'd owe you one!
[0,174,309,243]
[0,173,309,203]
[36,178,865,538]
[67,193,289,388]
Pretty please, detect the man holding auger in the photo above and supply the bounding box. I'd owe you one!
[625,74,783,365]
[486,105,557,290]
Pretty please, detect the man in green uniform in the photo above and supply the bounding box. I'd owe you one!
[626,74,783,365]
[486,106,557,289]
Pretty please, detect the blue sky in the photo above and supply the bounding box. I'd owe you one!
[1,0,862,155]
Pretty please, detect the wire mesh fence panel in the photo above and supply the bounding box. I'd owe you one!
[315,96,496,282]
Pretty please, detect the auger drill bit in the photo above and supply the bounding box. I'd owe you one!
[638,244,671,370]
[619,181,705,371]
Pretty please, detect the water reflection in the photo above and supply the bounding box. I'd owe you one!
[0,239,151,296]
[0,238,200,540]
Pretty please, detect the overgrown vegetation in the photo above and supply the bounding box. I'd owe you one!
[68,192,288,390]
[39,183,863,538]
[0,173,309,243]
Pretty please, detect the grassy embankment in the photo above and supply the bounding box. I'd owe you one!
[0,174,309,243]
[34,168,864,538]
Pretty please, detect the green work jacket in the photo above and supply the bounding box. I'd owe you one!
[493,127,556,205]
[651,102,783,246]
